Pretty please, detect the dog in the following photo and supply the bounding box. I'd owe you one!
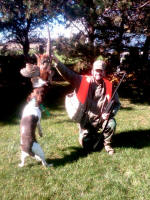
[19,83,52,167]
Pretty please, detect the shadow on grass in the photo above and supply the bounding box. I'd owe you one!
[18,147,89,168]
[120,106,133,111]
[46,129,150,167]
[16,129,150,168]
[113,129,150,149]
[47,141,104,168]
[54,119,74,124]
[119,85,150,105]
[47,146,92,167]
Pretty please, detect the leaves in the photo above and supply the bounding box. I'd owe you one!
[0,0,54,56]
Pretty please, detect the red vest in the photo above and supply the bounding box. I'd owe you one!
[77,75,112,105]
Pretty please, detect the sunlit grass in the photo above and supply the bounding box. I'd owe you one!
[0,97,150,200]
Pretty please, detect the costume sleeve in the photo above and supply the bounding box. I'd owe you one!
[54,60,81,89]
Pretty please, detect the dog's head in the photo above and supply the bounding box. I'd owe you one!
[27,87,45,105]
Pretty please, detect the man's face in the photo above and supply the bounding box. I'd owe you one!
[92,68,105,82]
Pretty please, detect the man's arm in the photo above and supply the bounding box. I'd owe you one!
[101,92,121,120]
[53,55,81,89]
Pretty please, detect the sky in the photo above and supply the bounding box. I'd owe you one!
[0,21,146,48]
[35,22,80,39]
[0,21,81,43]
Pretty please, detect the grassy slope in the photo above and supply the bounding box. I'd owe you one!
[0,83,150,200]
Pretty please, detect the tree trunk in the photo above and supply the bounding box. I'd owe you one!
[23,37,30,62]
[142,35,150,64]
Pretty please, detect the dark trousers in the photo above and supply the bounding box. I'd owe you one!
[78,118,116,150]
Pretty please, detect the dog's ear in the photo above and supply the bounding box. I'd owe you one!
[27,93,33,102]
[26,90,35,102]
[27,93,32,102]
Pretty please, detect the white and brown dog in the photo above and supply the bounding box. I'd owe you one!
[19,78,52,167]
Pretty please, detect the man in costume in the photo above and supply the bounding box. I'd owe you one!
[52,57,120,155]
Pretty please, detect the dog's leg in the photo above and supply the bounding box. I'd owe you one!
[18,151,29,167]
[37,121,43,137]
[32,142,52,167]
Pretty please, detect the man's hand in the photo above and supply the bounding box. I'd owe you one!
[101,112,110,120]
[52,54,59,64]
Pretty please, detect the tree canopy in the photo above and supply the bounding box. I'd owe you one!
[0,0,150,70]
[50,1,150,66]
[0,0,150,101]
[0,0,54,58]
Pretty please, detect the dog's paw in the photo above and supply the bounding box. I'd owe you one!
[18,163,24,167]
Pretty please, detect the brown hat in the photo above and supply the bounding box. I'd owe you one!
[20,63,40,78]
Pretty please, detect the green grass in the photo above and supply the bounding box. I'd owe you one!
[0,95,150,200]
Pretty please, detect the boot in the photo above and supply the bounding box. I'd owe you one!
[104,144,115,155]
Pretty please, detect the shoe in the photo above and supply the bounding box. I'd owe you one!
[104,145,115,155]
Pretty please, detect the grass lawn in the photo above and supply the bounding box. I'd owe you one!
[0,83,150,200]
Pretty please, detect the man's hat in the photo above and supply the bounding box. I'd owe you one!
[93,60,106,71]
[20,63,40,78]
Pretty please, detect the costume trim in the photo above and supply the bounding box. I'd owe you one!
[77,75,112,105]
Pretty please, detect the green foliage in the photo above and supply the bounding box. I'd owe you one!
[48,0,150,89]
[0,0,53,57]
[0,0,150,64]
[50,0,150,73]
[0,0,150,86]
[1,89,150,199]
[0,48,23,56]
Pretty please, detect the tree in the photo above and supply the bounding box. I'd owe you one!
[49,0,150,72]
[46,0,150,102]
[0,0,53,59]
[0,0,150,72]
